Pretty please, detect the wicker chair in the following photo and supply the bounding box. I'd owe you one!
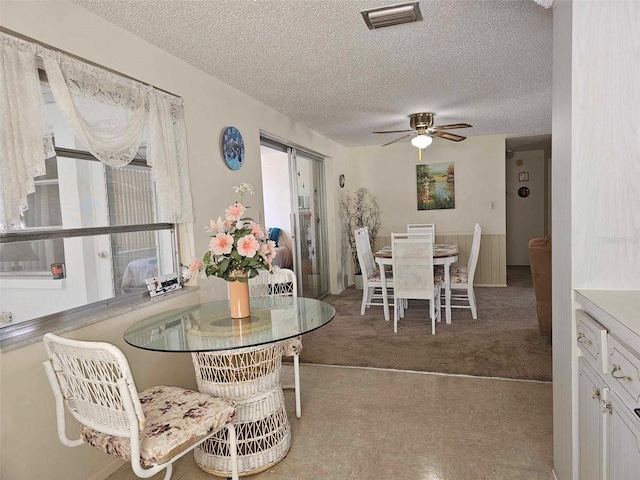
[249,268,302,418]
[42,333,239,480]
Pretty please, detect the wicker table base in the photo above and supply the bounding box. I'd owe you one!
[192,343,291,477]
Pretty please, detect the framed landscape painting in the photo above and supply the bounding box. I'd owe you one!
[416,162,455,210]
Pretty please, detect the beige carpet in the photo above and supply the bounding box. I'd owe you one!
[300,266,552,381]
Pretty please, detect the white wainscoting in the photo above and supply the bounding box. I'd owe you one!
[375,233,507,287]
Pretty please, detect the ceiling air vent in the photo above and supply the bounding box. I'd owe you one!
[361,2,423,30]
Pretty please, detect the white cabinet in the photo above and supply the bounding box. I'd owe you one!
[575,290,640,480]
[578,358,606,480]
[607,390,640,479]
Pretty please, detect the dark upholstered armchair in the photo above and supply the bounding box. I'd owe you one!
[528,235,552,336]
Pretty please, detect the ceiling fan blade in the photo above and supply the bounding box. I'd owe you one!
[381,133,414,147]
[434,123,473,130]
[436,131,467,142]
[373,129,414,134]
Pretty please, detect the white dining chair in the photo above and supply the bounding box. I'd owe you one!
[436,223,481,319]
[248,268,303,418]
[391,233,441,334]
[355,227,395,315]
[407,223,436,239]
[42,333,239,480]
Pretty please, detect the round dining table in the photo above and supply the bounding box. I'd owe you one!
[124,296,336,477]
[374,243,459,323]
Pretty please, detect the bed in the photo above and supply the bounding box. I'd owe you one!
[272,245,293,269]
[268,227,293,269]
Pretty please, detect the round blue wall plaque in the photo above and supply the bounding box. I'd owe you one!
[222,126,245,170]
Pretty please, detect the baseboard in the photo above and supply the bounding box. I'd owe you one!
[87,458,126,480]
[475,283,507,287]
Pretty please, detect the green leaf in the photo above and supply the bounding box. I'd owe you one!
[218,257,230,272]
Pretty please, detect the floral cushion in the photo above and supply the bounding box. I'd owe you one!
[80,386,235,467]
[282,336,303,357]
[434,266,469,284]
[367,269,393,281]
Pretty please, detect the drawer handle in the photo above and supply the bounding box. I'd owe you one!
[591,388,600,399]
[611,364,633,382]
[577,332,593,346]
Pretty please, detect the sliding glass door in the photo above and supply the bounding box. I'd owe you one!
[260,138,329,298]
[290,149,328,298]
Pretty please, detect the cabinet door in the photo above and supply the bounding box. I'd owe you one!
[607,391,640,480]
[579,359,606,480]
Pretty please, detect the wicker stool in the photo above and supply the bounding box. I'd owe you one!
[192,343,291,476]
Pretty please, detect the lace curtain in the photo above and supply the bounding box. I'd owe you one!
[42,51,149,167]
[0,32,194,228]
[0,34,55,231]
[148,91,194,224]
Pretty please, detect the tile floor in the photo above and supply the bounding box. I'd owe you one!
[107,364,553,480]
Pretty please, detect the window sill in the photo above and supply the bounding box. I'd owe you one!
[0,286,199,353]
[0,277,64,289]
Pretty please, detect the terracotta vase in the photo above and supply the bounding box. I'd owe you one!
[228,274,251,319]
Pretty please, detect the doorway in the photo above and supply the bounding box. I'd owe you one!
[260,138,329,299]
[505,137,551,271]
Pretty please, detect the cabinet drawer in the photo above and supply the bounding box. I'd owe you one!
[607,335,640,409]
[576,309,608,374]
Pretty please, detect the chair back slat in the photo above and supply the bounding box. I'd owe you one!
[392,231,433,242]
[43,333,144,437]
[407,223,436,239]
[467,223,482,283]
[354,227,377,279]
[248,268,297,308]
[249,268,297,297]
[391,233,435,299]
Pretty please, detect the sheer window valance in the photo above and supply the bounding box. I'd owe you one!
[0,32,194,230]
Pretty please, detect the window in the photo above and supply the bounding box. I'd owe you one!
[0,79,178,330]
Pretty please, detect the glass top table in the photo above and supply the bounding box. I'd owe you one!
[124,296,336,353]
[124,296,336,477]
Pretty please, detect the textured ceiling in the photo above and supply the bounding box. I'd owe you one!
[72,0,553,148]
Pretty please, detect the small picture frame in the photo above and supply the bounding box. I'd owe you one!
[518,186,531,198]
[145,273,182,297]
[51,263,65,279]
[518,172,529,182]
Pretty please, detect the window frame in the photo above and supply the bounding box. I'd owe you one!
[0,145,182,345]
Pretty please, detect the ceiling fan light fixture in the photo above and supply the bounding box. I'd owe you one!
[361,2,423,30]
[411,134,433,149]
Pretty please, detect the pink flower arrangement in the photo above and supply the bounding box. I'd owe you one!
[188,184,277,282]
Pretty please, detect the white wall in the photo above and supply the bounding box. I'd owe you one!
[552,1,640,479]
[0,291,200,480]
[348,135,506,237]
[506,150,545,265]
[0,2,350,479]
[0,0,349,303]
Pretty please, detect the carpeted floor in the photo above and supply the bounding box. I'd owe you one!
[300,266,552,381]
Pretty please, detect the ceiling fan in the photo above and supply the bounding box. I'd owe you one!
[373,112,472,160]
